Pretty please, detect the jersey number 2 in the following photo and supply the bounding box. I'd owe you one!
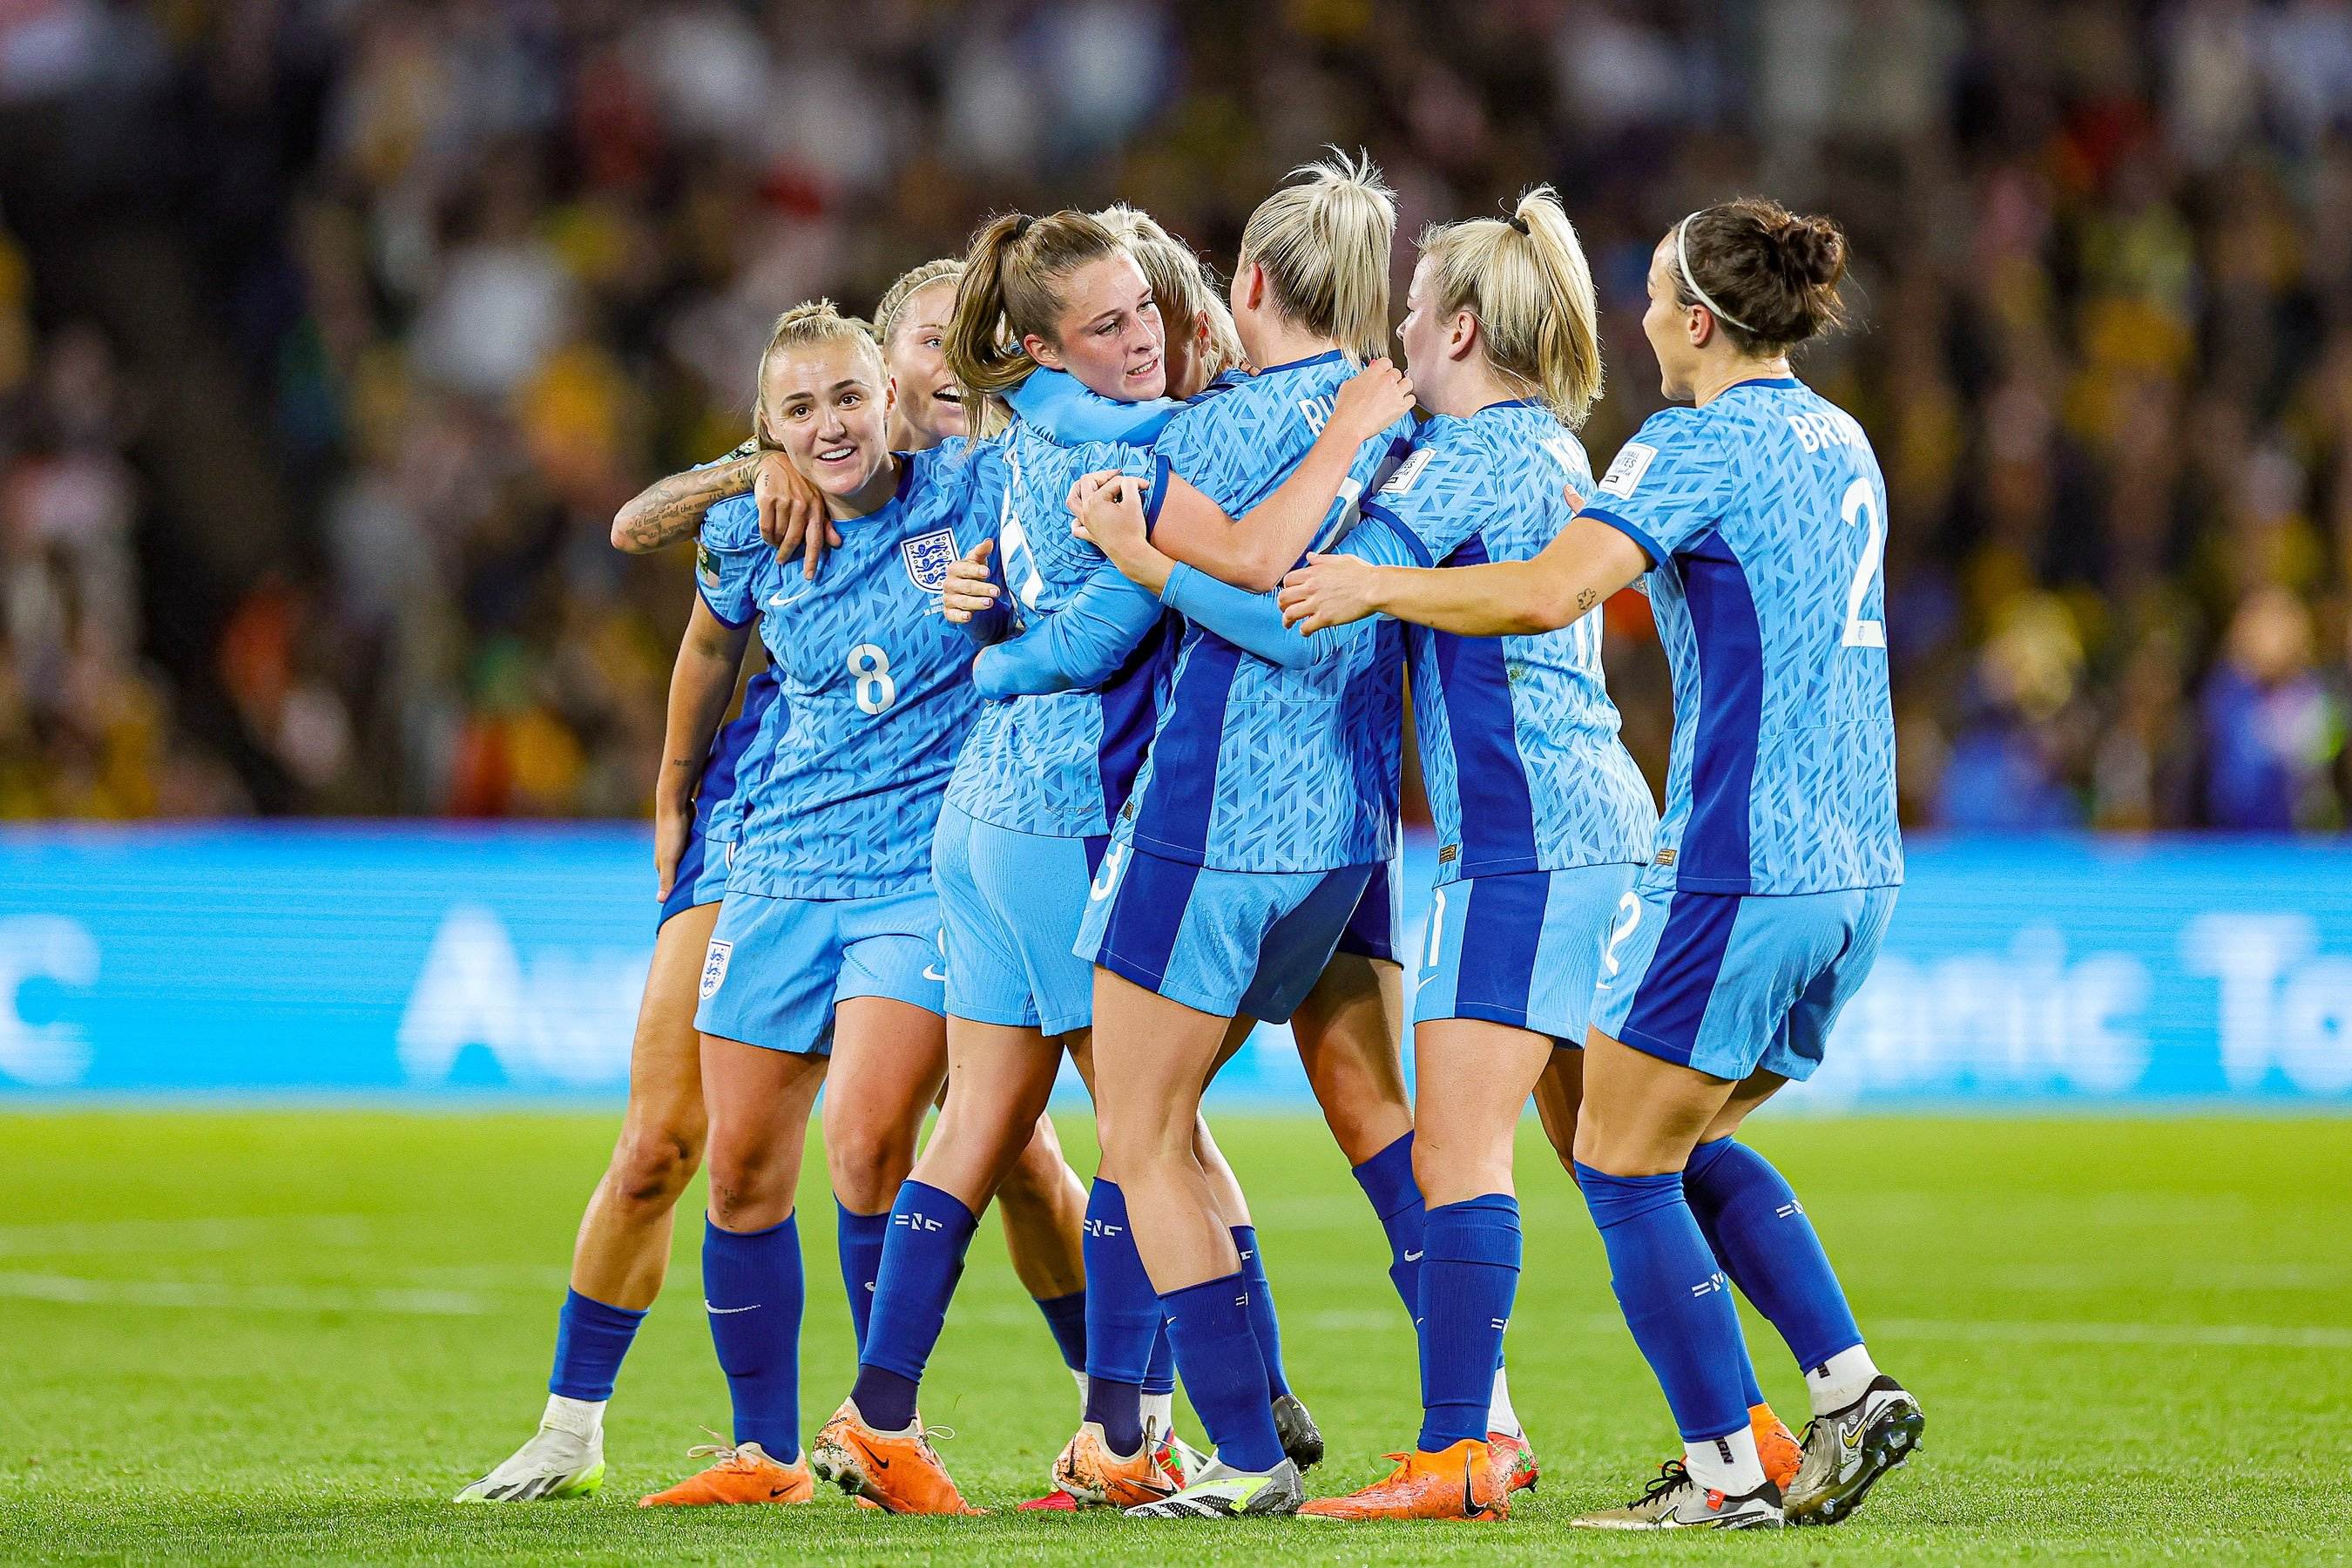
[1840,476,1886,649]
[848,644,896,713]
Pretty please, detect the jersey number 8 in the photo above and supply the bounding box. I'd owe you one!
[848,644,896,713]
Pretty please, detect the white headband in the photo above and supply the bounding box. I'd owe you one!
[1675,213,1754,334]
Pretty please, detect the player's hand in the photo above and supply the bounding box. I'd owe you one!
[1278,551,1381,633]
[1329,359,1415,443]
[1563,484,1585,511]
[653,800,693,902]
[1070,474,1152,578]
[942,537,1000,624]
[757,451,837,579]
[1064,467,1130,523]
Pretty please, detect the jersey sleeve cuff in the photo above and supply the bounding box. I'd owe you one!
[697,585,754,629]
[1578,505,1669,569]
[1355,500,1434,568]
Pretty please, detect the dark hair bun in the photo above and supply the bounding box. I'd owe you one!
[1678,198,1851,351]
[1774,212,1847,290]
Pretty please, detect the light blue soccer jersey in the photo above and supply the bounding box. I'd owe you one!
[1362,401,1656,884]
[697,442,997,898]
[941,407,1167,839]
[1579,377,1903,896]
[1120,350,1415,873]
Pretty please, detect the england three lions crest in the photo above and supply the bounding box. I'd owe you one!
[901,529,959,597]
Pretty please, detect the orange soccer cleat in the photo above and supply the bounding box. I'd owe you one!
[1754,1403,1801,1493]
[1051,1422,1181,1509]
[1489,1429,1539,1494]
[808,1402,983,1515]
[636,1442,814,1507]
[1296,1438,1510,1522]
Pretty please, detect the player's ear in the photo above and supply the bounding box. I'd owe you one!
[1450,308,1478,362]
[1024,331,1064,371]
[884,375,899,417]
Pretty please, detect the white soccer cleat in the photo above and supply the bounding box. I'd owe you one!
[454,1422,605,1504]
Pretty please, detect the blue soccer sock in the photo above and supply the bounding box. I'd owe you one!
[1230,1224,1292,1401]
[1036,1288,1089,1374]
[1161,1273,1287,1472]
[1576,1162,1750,1446]
[1142,1318,1176,1396]
[1081,1180,1158,1454]
[1352,1132,1428,1326]
[1416,1194,1520,1451]
[701,1214,804,1461]
[547,1288,647,1402]
[835,1203,889,1355]
[850,1181,977,1432]
[1683,1137,1864,1375]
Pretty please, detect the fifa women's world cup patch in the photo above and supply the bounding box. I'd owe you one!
[697,542,723,591]
[1598,442,1657,499]
[700,939,733,1000]
[900,529,959,595]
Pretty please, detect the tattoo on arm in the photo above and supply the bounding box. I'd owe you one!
[1575,586,1599,614]
[614,453,760,551]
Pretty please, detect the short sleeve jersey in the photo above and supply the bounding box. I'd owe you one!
[1578,379,1903,895]
[942,409,1168,839]
[1360,402,1656,885]
[697,442,998,899]
[1117,350,1415,874]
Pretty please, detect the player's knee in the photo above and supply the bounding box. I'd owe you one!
[702,1136,792,1227]
[611,1123,702,1207]
[827,1122,918,1213]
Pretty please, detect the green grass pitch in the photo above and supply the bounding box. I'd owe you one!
[2,1110,2347,1564]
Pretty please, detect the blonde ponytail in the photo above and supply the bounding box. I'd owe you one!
[1237,148,1397,362]
[751,299,884,445]
[1416,186,1603,426]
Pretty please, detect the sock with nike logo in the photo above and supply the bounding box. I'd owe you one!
[1351,1132,1427,1328]
[1681,1137,1863,1400]
[1081,1180,1156,1455]
[1416,1193,1520,1451]
[835,1202,889,1355]
[1161,1273,1287,1473]
[702,1213,804,1462]
[1229,1225,1292,1401]
[1577,1163,1750,1450]
[852,1181,977,1432]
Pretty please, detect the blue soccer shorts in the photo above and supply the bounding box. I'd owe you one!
[1335,851,1402,964]
[656,828,734,931]
[1590,882,1900,1082]
[1412,862,1638,1044]
[933,801,1103,1037]
[693,884,944,1057]
[1075,839,1375,1024]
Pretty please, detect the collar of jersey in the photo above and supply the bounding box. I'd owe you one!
[1472,397,1540,416]
[830,452,916,528]
[1253,348,1348,375]
[1724,375,1802,391]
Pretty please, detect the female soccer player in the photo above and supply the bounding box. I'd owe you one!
[1277,199,1923,1531]
[453,266,1091,1509]
[808,205,1402,1516]
[629,299,1009,1506]
[1013,153,1423,1522]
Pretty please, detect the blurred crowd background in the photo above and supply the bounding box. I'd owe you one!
[3,0,2352,830]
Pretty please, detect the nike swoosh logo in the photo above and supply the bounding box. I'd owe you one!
[922,964,947,981]
[1462,1455,1478,1517]
[767,1486,790,1499]
[767,589,812,609]
[1404,1249,1424,1261]
[706,1301,760,1315]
